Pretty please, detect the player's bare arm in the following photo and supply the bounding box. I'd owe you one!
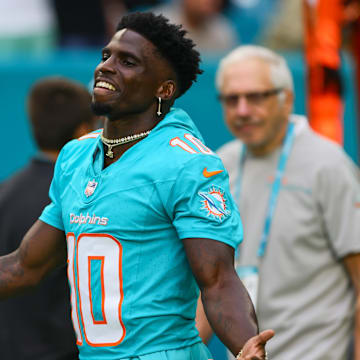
[0,220,66,299]
[183,237,274,359]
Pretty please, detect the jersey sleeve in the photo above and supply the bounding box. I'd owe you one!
[315,151,360,258]
[39,148,65,231]
[165,154,243,249]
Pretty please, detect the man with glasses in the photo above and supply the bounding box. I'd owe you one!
[201,45,360,359]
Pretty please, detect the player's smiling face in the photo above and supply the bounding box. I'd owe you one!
[92,29,168,119]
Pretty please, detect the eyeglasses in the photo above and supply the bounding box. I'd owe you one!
[218,88,283,107]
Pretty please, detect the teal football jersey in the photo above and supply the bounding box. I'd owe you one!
[40,108,243,359]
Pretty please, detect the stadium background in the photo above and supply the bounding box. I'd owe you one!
[0,51,359,181]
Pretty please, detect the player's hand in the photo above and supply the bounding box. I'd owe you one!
[237,329,275,360]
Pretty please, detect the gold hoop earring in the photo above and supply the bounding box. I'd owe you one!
[157,97,162,116]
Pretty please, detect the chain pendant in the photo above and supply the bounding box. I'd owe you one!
[106,145,114,158]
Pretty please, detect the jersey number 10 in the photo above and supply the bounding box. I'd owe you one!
[67,233,126,347]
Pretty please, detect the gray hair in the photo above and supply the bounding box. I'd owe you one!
[215,45,294,93]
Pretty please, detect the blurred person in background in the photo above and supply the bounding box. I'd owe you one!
[51,0,166,49]
[230,0,282,45]
[101,0,165,40]
[0,76,97,360]
[198,45,360,360]
[258,0,303,51]
[52,0,108,48]
[151,0,239,54]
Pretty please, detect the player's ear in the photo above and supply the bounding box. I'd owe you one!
[157,80,176,101]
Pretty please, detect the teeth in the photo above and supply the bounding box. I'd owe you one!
[96,81,116,91]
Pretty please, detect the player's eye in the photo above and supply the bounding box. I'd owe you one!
[122,58,136,67]
[101,52,110,62]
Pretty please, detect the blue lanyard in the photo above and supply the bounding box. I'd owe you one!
[235,122,295,258]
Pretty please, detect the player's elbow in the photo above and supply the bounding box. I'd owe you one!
[199,265,237,296]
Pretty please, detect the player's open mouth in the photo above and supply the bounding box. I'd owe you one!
[95,81,116,91]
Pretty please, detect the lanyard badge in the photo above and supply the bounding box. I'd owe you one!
[235,122,295,310]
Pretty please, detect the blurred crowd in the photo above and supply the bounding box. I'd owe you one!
[2,0,359,55]
[0,0,287,55]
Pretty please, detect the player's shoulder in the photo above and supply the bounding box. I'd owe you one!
[149,108,222,168]
[77,129,103,142]
[155,127,224,173]
[56,129,102,172]
[61,129,102,157]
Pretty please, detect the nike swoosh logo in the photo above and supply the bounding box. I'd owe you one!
[203,168,224,178]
